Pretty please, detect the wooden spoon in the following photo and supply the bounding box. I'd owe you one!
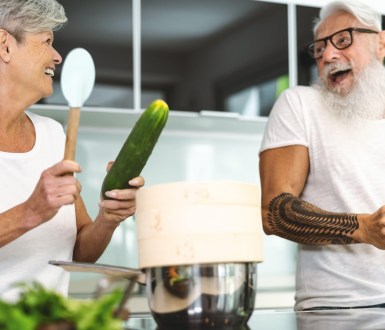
[61,48,95,160]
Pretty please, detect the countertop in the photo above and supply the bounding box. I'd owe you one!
[123,307,385,329]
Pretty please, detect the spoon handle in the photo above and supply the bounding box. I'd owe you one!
[64,107,80,160]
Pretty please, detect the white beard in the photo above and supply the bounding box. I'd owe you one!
[314,59,385,121]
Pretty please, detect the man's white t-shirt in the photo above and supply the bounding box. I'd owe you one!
[0,112,76,301]
[260,85,385,310]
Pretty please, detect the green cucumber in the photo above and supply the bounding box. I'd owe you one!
[101,99,169,199]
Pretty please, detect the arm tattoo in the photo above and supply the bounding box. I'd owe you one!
[267,193,359,244]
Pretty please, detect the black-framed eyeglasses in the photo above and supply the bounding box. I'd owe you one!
[305,27,378,60]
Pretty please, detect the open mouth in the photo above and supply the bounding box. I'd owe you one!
[329,68,352,83]
[45,68,54,77]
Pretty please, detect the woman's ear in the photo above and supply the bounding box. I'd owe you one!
[0,29,11,63]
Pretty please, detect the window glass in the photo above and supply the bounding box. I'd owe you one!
[142,0,288,112]
[225,74,288,116]
[43,0,135,108]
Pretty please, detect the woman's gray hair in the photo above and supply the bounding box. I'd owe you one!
[313,0,382,34]
[0,0,67,42]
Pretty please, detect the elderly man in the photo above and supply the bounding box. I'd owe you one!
[260,0,385,311]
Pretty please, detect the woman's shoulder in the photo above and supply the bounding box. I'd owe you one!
[26,111,64,132]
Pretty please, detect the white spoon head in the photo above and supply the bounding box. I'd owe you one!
[61,48,96,107]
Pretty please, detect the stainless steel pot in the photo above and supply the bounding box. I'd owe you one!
[50,260,257,328]
[144,262,257,329]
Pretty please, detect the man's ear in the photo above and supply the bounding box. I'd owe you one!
[376,31,385,62]
[0,29,11,63]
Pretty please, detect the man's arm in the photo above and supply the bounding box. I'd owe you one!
[259,145,374,245]
[267,192,358,244]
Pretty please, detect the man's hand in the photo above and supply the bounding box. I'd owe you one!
[357,206,385,250]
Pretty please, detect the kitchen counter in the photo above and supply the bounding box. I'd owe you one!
[123,307,385,329]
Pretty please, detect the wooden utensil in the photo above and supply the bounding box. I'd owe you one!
[61,48,95,160]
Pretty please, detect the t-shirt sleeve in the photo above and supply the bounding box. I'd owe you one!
[260,87,308,154]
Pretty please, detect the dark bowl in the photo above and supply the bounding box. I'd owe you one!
[144,262,257,329]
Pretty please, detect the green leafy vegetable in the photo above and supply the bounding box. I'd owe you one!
[0,300,35,330]
[68,290,123,330]
[15,282,73,327]
[0,282,123,330]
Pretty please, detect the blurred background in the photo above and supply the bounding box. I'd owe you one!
[45,0,320,115]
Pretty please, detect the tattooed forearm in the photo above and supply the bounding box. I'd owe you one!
[267,193,359,244]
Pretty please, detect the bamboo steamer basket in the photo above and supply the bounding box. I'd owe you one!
[135,181,263,269]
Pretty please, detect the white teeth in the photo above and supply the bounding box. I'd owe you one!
[328,64,352,76]
[45,68,54,77]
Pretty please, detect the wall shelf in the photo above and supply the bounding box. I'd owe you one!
[29,104,267,136]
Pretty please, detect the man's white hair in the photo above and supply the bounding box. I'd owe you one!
[313,0,382,34]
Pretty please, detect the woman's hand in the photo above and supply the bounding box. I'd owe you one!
[24,160,82,227]
[98,162,145,225]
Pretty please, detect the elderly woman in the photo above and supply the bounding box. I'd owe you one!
[0,0,144,301]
